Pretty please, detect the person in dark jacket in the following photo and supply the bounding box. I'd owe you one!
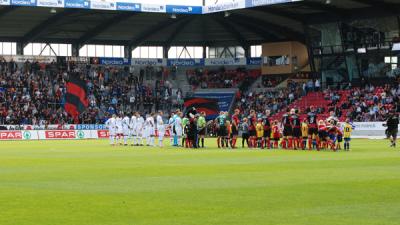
[384,111,399,147]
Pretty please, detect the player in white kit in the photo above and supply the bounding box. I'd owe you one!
[156,111,165,147]
[122,114,130,146]
[115,115,123,145]
[168,112,175,146]
[105,114,117,146]
[174,112,183,147]
[130,112,137,146]
[144,113,155,146]
[136,112,145,146]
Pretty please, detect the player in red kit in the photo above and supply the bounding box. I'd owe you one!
[231,109,240,149]
[326,120,338,151]
[263,109,272,149]
[291,109,301,150]
[248,110,257,148]
[272,120,280,149]
[281,109,292,149]
[318,120,328,150]
[307,106,319,150]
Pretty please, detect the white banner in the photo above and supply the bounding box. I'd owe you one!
[204,58,246,66]
[203,0,246,13]
[141,3,165,12]
[1,55,57,63]
[131,58,166,66]
[37,0,64,7]
[0,0,10,5]
[90,0,116,10]
[351,122,386,139]
[352,122,385,131]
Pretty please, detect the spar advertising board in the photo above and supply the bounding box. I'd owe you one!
[40,130,93,139]
[0,122,389,141]
[0,130,39,140]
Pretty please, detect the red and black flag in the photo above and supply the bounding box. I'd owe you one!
[184,97,219,117]
[65,74,89,120]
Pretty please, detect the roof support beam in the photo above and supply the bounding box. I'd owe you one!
[211,15,249,48]
[230,13,305,43]
[351,0,400,15]
[247,7,307,24]
[21,9,79,47]
[228,16,280,42]
[164,17,194,49]
[76,12,139,46]
[0,6,18,19]
[300,1,346,18]
[128,16,189,48]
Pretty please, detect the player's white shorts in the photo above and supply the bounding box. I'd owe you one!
[175,127,182,137]
[144,128,154,137]
[123,128,130,136]
[158,128,165,138]
[117,126,123,134]
[109,128,116,136]
[136,128,143,137]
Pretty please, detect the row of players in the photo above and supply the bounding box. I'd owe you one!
[104,110,204,148]
[215,107,353,151]
[105,107,353,151]
[105,111,169,147]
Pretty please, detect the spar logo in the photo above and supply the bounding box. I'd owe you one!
[0,131,22,140]
[45,130,76,139]
[23,131,32,140]
[77,130,85,139]
[97,130,109,138]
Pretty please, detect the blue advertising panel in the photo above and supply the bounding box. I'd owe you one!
[246,57,262,65]
[99,57,131,66]
[166,5,202,14]
[64,0,89,9]
[76,124,107,130]
[116,2,141,11]
[10,0,36,6]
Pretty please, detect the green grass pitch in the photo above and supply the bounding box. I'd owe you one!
[0,139,399,225]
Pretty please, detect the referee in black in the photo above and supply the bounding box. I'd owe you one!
[384,110,399,148]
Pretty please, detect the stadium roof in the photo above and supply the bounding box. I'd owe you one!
[0,0,399,48]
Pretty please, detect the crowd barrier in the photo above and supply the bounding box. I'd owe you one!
[0,130,109,141]
[352,122,386,139]
[0,122,388,141]
[0,129,171,141]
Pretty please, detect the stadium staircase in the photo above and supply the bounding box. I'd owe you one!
[270,90,351,122]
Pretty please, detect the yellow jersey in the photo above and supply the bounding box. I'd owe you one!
[256,123,264,138]
[301,122,308,138]
[343,123,352,138]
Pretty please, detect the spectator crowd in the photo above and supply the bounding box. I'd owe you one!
[0,59,182,125]
[1,56,400,126]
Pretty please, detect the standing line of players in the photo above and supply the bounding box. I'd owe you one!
[105,111,166,147]
[105,109,208,148]
[105,107,353,151]
[215,107,353,151]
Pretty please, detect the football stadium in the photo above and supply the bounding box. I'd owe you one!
[0,0,400,224]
